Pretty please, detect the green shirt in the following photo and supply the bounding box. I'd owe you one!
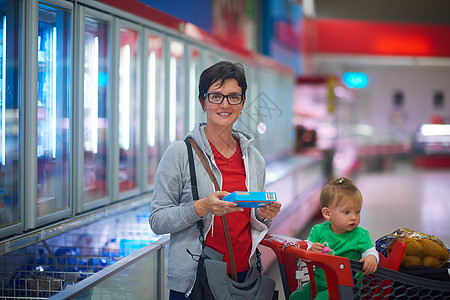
[308,221,374,287]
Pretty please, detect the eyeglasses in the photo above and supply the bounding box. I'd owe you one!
[204,93,244,105]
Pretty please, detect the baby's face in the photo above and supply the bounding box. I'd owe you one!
[327,200,361,234]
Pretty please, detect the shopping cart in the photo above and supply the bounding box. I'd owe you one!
[261,233,450,300]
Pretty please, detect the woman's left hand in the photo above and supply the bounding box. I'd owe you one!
[257,201,281,220]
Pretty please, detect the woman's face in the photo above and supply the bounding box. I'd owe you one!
[201,78,245,131]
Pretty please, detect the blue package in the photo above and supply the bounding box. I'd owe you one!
[222,191,277,208]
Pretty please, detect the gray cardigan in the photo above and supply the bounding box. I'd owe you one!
[149,122,271,295]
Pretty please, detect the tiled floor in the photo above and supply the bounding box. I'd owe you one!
[265,157,450,300]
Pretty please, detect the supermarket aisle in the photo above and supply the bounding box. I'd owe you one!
[264,158,450,299]
[356,160,450,246]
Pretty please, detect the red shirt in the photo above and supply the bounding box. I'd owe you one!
[205,141,252,273]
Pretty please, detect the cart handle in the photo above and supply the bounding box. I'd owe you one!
[260,233,309,298]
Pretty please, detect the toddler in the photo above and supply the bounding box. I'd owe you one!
[290,177,379,300]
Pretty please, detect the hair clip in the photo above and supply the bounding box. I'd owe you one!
[338,177,345,184]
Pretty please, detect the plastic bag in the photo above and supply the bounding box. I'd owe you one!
[375,228,449,268]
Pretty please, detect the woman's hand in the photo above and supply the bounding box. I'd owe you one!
[257,201,281,221]
[194,191,243,217]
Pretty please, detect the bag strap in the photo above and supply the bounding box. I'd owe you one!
[184,139,206,250]
[186,137,238,282]
[187,138,220,191]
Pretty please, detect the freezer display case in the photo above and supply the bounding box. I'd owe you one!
[412,124,450,167]
[0,205,163,298]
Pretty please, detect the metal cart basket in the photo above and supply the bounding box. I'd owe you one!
[261,233,450,300]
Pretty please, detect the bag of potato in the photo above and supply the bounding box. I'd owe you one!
[375,228,449,269]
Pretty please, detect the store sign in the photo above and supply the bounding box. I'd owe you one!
[343,72,368,89]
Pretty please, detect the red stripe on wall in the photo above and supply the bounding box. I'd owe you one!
[98,0,182,30]
[306,18,450,57]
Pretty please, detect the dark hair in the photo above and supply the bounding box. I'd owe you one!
[320,177,362,208]
[198,61,247,107]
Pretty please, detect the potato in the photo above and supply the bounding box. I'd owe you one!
[439,247,449,260]
[405,240,423,256]
[419,239,442,257]
[402,255,422,268]
[422,256,440,267]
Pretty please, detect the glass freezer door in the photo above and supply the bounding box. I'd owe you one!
[146,33,163,187]
[0,1,21,231]
[118,26,139,193]
[169,40,185,143]
[37,3,71,217]
[83,16,109,203]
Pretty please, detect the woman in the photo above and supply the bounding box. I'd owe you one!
[149,61,281,299]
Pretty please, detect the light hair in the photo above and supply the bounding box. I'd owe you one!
[320,177,362,209]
